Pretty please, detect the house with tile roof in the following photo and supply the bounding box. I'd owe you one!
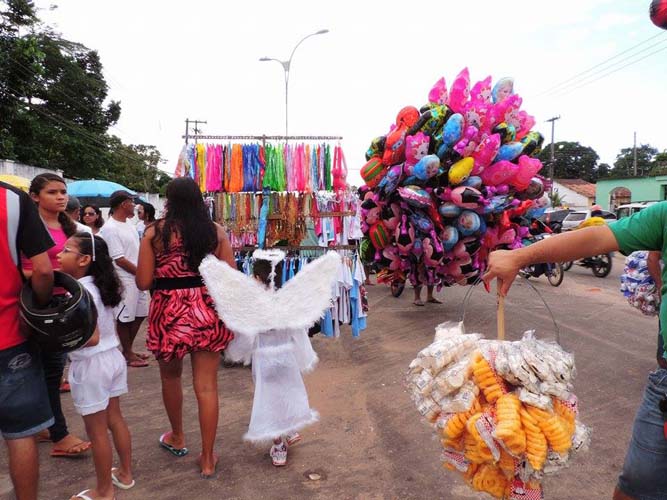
[552,179,596,209]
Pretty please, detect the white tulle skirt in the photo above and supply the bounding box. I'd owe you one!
[243,328,319,444]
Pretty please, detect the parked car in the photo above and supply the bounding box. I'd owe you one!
[539,209,572,233]
[615,201,659,219]
[562,209,617,231]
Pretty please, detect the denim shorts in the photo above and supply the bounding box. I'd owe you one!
[0,342,54,439]
[617,369,667,500]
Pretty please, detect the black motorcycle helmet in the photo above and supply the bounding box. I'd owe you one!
[20,271,98,352]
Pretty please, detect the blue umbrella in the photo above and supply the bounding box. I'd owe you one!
[67,180,138,207]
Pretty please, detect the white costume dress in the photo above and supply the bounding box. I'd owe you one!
[199,251,339,444]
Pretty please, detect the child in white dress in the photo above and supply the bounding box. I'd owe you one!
[58,232,134,499]
[200,249,339,466]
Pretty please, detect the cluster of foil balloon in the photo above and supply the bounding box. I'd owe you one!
[359,68,551,288]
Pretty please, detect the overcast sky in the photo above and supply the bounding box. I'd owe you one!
[36,0,667,185]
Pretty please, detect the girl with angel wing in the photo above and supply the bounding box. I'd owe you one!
[199,249,340,466]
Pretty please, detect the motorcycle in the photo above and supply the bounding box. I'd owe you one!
[563,254,613,278]
[519,233,564,287]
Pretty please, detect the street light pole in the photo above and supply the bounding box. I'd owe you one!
[545,115,561,194]
[260,29,329,138]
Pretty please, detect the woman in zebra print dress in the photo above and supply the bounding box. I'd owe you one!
[136,177,235,479]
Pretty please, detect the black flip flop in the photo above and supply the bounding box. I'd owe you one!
[159,432,189,457]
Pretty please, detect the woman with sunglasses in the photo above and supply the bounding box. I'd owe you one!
[21,173,92,458]
[81,204,104,235]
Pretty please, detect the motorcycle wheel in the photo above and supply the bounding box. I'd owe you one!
[591,253,612,278]
[547,262,564,287]
[391,281,405,298]
[563,261,573,271]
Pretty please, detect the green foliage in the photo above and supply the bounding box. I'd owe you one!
[548,188,566,208]
[648,151,667,177]
[0,0,167,192]
[612,144,658,177]
[537,141,601,182]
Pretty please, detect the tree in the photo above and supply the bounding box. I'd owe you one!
[537,141,600,182]
[611,144,658,177]
[597,162,611,178]
[0,1,166,191]
[106,138,171,194]
[648,151,667,177]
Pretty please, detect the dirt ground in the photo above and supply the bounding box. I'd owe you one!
[0,255,659,500]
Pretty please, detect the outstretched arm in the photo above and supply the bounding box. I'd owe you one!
[483,225,620,295]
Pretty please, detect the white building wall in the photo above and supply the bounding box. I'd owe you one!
[552,182,592,210]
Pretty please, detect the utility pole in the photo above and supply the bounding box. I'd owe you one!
[633,131,638,176]
[184,118,207,144]
[545,115,561,194]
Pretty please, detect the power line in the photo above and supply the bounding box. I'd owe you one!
[534,32,667,98]
[3,52,132,138]
[549,43,667,99]
[4,87,159,171]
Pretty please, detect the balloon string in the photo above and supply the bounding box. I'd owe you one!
[459,277,560,345]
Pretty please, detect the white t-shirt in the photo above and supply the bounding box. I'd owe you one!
[69,276,120,361]
[99,217,140,282]
[75,221,93,234]
[136,220,146,239]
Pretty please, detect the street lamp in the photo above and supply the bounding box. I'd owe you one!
[259,29,329,138]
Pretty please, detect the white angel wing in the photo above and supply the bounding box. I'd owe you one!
[199,252,340,337]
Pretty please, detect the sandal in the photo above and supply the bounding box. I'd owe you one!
[159,432,188,457]
[413,300,425,306]
[111,468,135,490]
[427,298,443,304]
[51,439,91,457]
[135,352,150,360]
[127,359,149,368]
[71,490,94,500]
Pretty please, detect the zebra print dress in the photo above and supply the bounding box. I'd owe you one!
[146,240,233,361]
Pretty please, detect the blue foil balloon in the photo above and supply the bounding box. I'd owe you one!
[457,210,481,236]
[441,225,459,251]
[441,113,464,149]
[462,175,483,189]
[439,202,462,218]
[494,142,523,162]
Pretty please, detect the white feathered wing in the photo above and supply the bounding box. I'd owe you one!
[199,251,340,337]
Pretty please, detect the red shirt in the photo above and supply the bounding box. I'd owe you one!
[0,183,54,350]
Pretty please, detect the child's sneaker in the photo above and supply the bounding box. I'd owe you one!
[269,442,287,467]
[286,432,302,446]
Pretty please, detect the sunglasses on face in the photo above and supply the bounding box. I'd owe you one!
[83,212,96,216]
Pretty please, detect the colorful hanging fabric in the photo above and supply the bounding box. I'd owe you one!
[206,144,222,192]
[263,144,287,191]
[196,143,206,192]
[228,144,244,192]
[324,144,332,191]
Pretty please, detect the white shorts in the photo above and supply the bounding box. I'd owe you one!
[68,349,128,416]
[116,279,149,323]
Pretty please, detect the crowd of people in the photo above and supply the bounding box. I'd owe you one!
[0,174,330,500]
[2,171,667,500]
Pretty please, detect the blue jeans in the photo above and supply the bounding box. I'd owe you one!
[617,369,667,500]
[0,342,54,439]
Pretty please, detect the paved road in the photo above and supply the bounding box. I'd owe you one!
[0,253,659,500]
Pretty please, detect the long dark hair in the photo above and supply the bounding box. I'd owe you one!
[155,177,217,270]
[72,232,122,307]
[253,259,284,289]
[141,202,156,223]
[81,204,104,229]
[29,173,77,237]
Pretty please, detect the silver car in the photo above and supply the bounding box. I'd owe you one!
[561,209,617,231]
